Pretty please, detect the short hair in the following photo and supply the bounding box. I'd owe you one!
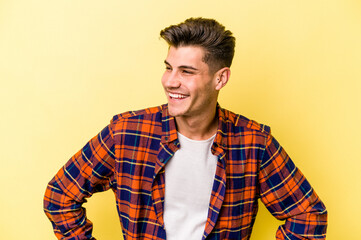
[160,17,235,73]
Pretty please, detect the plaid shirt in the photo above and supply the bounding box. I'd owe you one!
[44,104,327,240]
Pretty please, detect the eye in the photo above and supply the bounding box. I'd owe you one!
[165,66,172,71]
[182,70,193,74]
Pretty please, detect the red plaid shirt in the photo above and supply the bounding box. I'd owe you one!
[44,104,327,239]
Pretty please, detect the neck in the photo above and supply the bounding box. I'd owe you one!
[175,107,218,141]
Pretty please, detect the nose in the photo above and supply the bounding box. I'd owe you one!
[163,72,181,89]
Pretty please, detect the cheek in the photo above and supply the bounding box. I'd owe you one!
[184,79,198,92]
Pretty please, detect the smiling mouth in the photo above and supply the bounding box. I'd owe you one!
[169,93,188,99]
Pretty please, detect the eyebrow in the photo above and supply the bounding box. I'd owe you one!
[164,60,198,71]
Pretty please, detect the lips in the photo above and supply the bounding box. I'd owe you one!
[169,92,188,99]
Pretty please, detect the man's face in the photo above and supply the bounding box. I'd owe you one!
[161,46,219,119]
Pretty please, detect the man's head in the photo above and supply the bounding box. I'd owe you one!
[160,18,236,123]
[160,17,235,74]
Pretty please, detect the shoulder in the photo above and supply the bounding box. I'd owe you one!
[220,107,271,136]
[111,105,163,122]
[109,105,164,133]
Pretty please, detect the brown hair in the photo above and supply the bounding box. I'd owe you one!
[160,17,235,72]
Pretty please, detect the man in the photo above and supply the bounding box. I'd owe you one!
[44,18,327,239]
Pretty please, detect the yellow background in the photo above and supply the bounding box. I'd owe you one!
[1,0,360,239]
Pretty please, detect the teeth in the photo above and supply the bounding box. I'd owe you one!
[169,93,187,99]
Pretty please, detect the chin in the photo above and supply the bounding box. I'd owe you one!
[167,106,186,117]
[168,110,182,117]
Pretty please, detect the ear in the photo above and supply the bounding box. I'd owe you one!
[215,67,231,91]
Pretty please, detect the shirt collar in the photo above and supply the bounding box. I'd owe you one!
[160,104,178,144]
[214,103,228,149]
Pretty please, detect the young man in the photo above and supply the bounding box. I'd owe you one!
[44,18,327,239]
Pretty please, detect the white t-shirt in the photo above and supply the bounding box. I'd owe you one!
[164,132,218,240]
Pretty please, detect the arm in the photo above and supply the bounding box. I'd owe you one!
[44,124,116,239]
[259,134,327,240]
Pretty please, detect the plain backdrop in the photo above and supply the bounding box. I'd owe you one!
[1,0,360,239]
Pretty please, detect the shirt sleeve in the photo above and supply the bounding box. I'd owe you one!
[259,134,327,240]
[43,123,116,240]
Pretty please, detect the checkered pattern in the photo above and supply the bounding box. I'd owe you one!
[44,104,327,239]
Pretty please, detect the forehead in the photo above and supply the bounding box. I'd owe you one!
[165,46,207,67]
